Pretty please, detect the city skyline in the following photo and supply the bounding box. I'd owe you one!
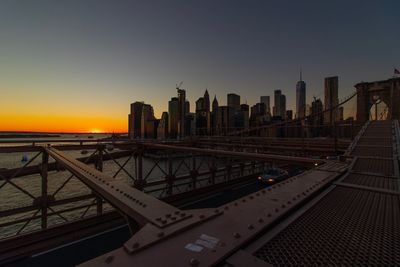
[1,1,399,133]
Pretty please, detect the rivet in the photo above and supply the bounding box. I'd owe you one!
[174,211,180,215]
[105,254,114,263]
[249,196,254,199]
[224,206,229,210]
[214,209,219,213]
[166,214,171,218]
[189,258,199,266]
[234,202,238,206]
[258,218,264,223]
[248,224,254,230]
[180,212,186,217]
[267,213,272,217]
[233,232,241,238]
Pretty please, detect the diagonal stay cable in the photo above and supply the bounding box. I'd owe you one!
[0,151,42,198]
[143,158,162,181]
[152,159,168,177]
[47,206,68,222]
[80,199,97,219]
[0,173,37,200]
[103,150,135,180]
[16,208,41,235]
[173,158,186,176]
[51,149,99,198]
[112,154,133,178]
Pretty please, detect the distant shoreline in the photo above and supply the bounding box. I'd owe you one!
[0,134,61,138]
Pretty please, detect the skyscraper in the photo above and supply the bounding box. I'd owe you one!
[204,89,210,112]
[140,104,156,139]
[212,95,219,135]
[324,76,339,125]
[168,97,179,138]
[157,112,169,139]
[177,88,186,138]
[260,96,270,114]
[273,90,286,118]
[296,70,306,119]
[280,94,286,119]
[128,101,144,139]
[227,93,240,111]
[311,97,324,136]
[273,90,282,117]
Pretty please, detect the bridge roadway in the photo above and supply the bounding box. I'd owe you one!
[4,121,398,266]
[41,144,346,265]
[78,120,399,266]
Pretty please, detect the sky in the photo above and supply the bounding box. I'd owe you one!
[1,0,399,133]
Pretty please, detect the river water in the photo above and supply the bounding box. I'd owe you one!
[0,134,236,238]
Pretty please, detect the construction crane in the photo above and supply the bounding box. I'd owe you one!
[176,81,183,91]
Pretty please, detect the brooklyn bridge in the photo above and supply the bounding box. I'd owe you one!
[0,78,399,266]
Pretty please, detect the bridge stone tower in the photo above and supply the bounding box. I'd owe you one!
[355,77,400,123]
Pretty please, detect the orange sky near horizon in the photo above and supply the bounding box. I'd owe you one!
[0,113,127,133]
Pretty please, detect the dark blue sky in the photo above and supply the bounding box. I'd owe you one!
[1,0,399,129]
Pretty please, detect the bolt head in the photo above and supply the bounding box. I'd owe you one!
[157,232,164,237]
[189,258,199,266]
[105,254,114,263]
[233,232,241,238]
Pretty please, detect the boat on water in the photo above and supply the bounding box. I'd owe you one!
[21,155,29,162]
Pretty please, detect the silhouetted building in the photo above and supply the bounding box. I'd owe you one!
[128,102,144,139]
[194,89,212,135]
[217,106,234,135]
[185,101,190,114]
[195,97,207,135]
[324,76,339,125]
[250,103,269,127]
[227,93,240,111]
[273,90,286,118]
[211,95,219,135]
[177,88,187,138]
[157,112,169,139]
[286,110,293,121]
[185,113,195,136]
[311,98,324,136]
[168,97,179,138]
[296,70,306,119]
[141,104,157,139]
[234,104,249,130]
[260,96,271,115]
[204,89,210,112]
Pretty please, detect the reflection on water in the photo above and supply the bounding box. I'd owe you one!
[0,136,242,238]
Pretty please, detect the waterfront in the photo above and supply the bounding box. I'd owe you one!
[0,135,250,239]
